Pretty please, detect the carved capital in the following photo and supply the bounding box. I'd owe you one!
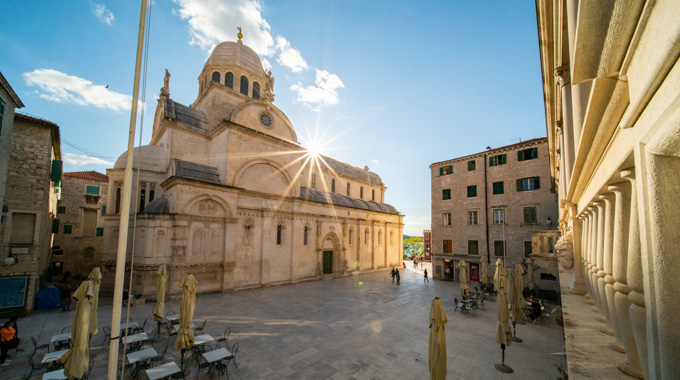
[554,120,563,132]
[554,65,571,87]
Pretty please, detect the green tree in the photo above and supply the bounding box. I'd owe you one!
[403,237,424,258]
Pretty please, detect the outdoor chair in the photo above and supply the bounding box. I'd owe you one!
[133,318,148,334]
[127,339,144,353]
[61,326,71,334]
[193,319,207,336]
[212,357,231,380]
[101,326,111,347]
[132,356,153,380]
[216,327,231,350]
[31,336,50,356]
[194,357,212,380]
[454,298,464,313]
[170,359,192,380]
[26,354,48,378]
[82,359,95,380]
[151,344,169,367]
[230,342,239,369]
[190,343,212,367]
[54,337,71,351]
[117,362,135,378]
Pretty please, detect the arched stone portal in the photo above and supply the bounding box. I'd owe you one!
[320,232,341,275]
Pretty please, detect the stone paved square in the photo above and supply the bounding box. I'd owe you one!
[1,263,566,379]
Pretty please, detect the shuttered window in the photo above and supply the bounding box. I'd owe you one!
[467,185,477,198]
[442,189,451,200]
[468,240,479,255]
[523,206,538,224]
[443,240,452,253]
[517,176,541,191]
[468,160,476,171]
[489,154,506,167]
[492,181,504,194]
[494,240,505,256]
[439,165,453,176]
[518,147,538,161]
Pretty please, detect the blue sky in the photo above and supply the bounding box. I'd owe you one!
[0,1,545,236]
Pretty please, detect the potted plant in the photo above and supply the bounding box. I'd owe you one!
[552,305,564,326]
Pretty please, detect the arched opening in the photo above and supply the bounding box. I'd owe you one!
[149,188,155,203]
[331,178,336,193]
[240,76,249,96]
[372,189,375,201]
[139,188,146,212]
[276,224,282,245]
[321,235,339,275]
[303,226,309,245]
[253,82,260,99]
[360,187,364,199]
[364,228,369,244]
[378,230,382,244]
[225,72,234,88]
[348,228,353,245]
[115,187,121,214]
[311,174,316,189]
[346,183,350,196]
[212,72,220,83]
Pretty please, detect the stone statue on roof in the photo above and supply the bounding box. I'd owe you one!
[161,69,171,97]
[263,70,275,102]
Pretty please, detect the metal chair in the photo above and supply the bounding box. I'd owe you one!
[82,359,95,380]
[230,342,239,369]
[26,354,48,378]
[54,337,71,351]
[194,357,212,380]
[31,337,50,356]
[151,343,169,367]
[133,318,148,334]
[193,319,207,336]
[101,326,111,347]
[127,339,144,353]
[132,356,153,380]
[170,358,192,380]
[215,327,231,350]
[61,326,71,334]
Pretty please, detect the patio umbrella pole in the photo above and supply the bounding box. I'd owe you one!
[512,321,523,343]
[495,344,513,373]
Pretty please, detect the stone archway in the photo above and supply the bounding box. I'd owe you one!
[320,232,342,275]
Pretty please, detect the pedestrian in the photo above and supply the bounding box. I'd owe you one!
[0,321,20,366]
[414,259,418,268]
[8,316,21,354]
[424,269,429,283]
[390,268,396,283]
[395,269,400,285]
[403,261,406,269]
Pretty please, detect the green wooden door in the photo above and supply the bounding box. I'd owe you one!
[323,251,333,274]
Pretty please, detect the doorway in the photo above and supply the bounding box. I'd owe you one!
[323,251,333,274]
[469,263,479,282]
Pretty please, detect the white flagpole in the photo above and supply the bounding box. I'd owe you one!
[107,0,148,378]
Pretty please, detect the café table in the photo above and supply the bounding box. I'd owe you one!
[171,323,196,331]
[42,369,66,380]
[165,314,180,322]
[127,347,158,364]
[121,332,149,345]
[194,334,214,346]
[42,349,69,364]
[49,333,71,343]
[146,361,181,380]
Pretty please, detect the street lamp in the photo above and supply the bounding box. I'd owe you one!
[546,216,552,227]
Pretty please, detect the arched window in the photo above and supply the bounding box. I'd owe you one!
[347,183,350,196]
[115,187,121,214]
[378,230,382,244]
[349,228,353,245]
[240,76,249,96]
[149,188,155,203]
[253,82,260,99]
[225,72,234,88]
[331,179,336,193]
[372,189,375,201]
[303,226,308,245]
[364,229,369,245]
[311,174,316,189]
[277,224,283,245]
[360,187,364,199]
[212,72,220,83]
[139,188,146,213]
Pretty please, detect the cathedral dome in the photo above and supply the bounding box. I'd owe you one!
[204,40,264,76]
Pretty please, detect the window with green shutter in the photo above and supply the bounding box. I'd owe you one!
[494,240,505,256]
[51,218,60,233]
[57,206,66,214]
[492,181,504,194]
[468,240,479,255]
[523,206,538,224]
[101,205,106,215]
[96,227,104,237]
[63,225,73,234]
[468,160,476,171]
[467,185,477,198]
[85,185,100,195]
[518,147,538,161]
[50,160,63,183]
[517,176,540,191]
[442,189,451,200]
[439,165,453,176]
[524,241,533,257]
[489,154,506,167]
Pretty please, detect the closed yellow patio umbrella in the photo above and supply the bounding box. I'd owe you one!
[458,260,469,298]
[507,268,523,343]
[495,273,513,373]
[429,297,448,380]
[480,259,488,286]
[87,267,101,335]
[61,279,94,379]
[175,273,198,366]
[152,265,167,337]
[493,258,505,291]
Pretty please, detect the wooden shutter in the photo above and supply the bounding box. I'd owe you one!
[50,160,63,182]
[531,148,538,159]
[489,157,494,167]
[517,179,523,191]
[518,150,524,161]
[534,176,540,189]
[501,154,507,165]
[51,218,60,233]
[440,167,444,176]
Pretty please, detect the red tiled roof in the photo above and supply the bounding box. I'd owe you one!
[64,171,109,182]
[14,113,58,128]
[430,137,548,167]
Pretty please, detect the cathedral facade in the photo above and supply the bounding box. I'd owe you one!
[101,38,403,297]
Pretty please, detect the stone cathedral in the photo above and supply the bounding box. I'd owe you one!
[101,36,403,297]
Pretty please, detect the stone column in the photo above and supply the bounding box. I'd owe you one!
[596,196,615,334]
[565,0,587,146]
[621,170,649,379]
[591,203,606,323]
[610,177,643,378]
[555,67,575,184]
[568,204,586,295]
[601,192,624,350]
[581,215,593,301]
[585,210,597,304]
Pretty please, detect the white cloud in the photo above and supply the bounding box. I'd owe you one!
[291,69,345,109]
[22,69,140,112]
[275,36,308,72]
[173,0,275,55]
[91,2,114,25]
[261,58,272,72]
[63,153,113,166]
[370,159,380,164]
[403,215,431,236]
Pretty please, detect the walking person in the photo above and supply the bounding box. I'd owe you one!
[395,269,400,285]
[424,269,429,283]
[0,321,20,366]
[8,316,21,354]
[390,268,396,283]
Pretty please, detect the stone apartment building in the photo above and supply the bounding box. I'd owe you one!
[429,138,558,284]
[51,171,109,279]
[0,113,61,317]
[0,72,24,218]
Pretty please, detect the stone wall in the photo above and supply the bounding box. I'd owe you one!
[52,174,108,279]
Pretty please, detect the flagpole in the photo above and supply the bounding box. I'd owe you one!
[107,0,148,378]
